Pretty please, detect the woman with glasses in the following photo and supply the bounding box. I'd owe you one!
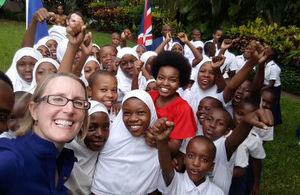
[0,72,90,194]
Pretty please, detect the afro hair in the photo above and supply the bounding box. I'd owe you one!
[151,51,191,87]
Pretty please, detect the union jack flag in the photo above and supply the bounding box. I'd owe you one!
[137,0,152,46]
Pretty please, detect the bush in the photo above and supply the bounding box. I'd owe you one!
[226,18,300,67]
[280,66,300,95]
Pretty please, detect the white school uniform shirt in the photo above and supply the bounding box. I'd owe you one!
[216,50,236,73]
[91,90,160,195]
[234,130,266,168]
[210,136,236,195]
[230,54,247,73]
[0,130,15,139]
[65,101,109,195]
[158,171,224,195]
[264,60,281,87]
[6,47,42,92]
[184,40,204,61]
[252,126,274,141]
[28,58,60,94]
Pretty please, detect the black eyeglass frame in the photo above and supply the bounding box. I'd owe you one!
[35,95,90,110]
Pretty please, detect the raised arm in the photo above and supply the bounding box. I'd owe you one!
[151,118,175,186]
[155,33,171,54]
[22,8,55,47]
[59,22,86,73]
[120,29,133,48]
[222,41,263,103]
[131,60,143,90]
[211,56,226,92]
[225,109,273,160]
[177,32,203,67]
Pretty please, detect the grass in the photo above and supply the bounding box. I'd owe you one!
[1,19,300,194]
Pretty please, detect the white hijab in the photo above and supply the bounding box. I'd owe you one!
[80,56,101,86]
[56,38,68,63]
[92,90,160,194]
[92,43,101,50]
[6,47,42,92]
[28,58,60,94]
[65,100,109,195]
[140,51,157,68]
[116,47,147,98]
[184,61,218,115]
[36,35,59,47]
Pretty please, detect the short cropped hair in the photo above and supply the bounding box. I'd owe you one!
[0,71,13,91]
[187,135,217,160]
[151,51,191,87]
[88,70,116,88]
[204,42,215,54]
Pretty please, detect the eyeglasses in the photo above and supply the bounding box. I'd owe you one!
[35,95,90,110]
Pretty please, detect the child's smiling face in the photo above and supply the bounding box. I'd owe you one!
[156,66,180,98]
[197,62,215,90]
[122,97,151,137]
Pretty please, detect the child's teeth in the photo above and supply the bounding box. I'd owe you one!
[161,88,168,92]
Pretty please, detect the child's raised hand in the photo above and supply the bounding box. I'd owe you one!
[66,21,86,47]
[244,109,274,130]
[145,130,157,148]
[150,118,174,141]
[81,32,93,56]
[121,29,133,40]
[177,32,188,43]
[33,8,55,23]
[258,46,272,64]
[221,39,233,50]
[133,60,143,74]
[165,32,172,43]
[211,55,226,70]
[111,104,121,115]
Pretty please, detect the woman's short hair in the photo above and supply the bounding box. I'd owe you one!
[15,72,89,141]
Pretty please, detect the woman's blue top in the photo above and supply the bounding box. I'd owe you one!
[0,131,76,195]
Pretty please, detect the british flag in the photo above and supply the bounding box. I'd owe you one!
[137,0,152,46]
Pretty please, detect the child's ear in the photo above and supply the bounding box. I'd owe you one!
[87,86,92,98]
[223,127,231,136]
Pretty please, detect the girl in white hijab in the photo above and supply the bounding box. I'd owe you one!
[116,47,147,102]
[65,100,110,195]
[91,90,160,195]
[36,35,59,60]
[80,56,101,86]
[6,47,42,92]
[140,51,157,75]
[29,58,60,93]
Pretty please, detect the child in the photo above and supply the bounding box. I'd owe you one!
[148,51,197,157]
[111,32,121,50]
[65,100,110,195]
[34,43,51,58]
[90,43,101,62]
[99,45,118,73]
[80,56,101,86]
[0,71,14,133]
[6,47,42,92]
[1,91,32,139]
[134,44,147,59]
[201,107,273,194]
[151,118,224,195]
[206,28,223,49]
[184,28,204,61]
[145,79,157,92]
[91,90,160,194]
[140,51,157,76]
[252,88,276,141]
[116,47,147,101]
[229,99,266,195]
[88,70,119,123]
[29,58,60,93]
